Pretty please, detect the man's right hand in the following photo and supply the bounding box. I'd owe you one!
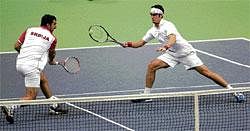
[122,42,133,48]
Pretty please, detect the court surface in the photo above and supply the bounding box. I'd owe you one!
[0,38,250,130]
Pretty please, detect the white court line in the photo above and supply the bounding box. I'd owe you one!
[0,37,249,54]
[2,82,249,101]
[2,37,250,69]
[65,102,134,131]
[196,49,250,68]
[241,37,250,42]
[51,81,250,98]
[188,37,250,43]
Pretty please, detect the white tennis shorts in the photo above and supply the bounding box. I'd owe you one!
[16,65,40,88]
[157,51,203,70]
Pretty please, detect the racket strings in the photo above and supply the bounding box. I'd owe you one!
[89,26,107,42]
[64,58,80,73]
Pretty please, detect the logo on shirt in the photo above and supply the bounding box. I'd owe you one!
[30,32,50,41]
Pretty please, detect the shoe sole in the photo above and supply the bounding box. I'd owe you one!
[1,106,14,124]
[49,109,68,115]
[131,99,152,103]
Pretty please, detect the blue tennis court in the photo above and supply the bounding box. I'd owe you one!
[0,38,250,130]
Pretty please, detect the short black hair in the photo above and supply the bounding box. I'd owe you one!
[40,14,56,26]
[151,4,164,14]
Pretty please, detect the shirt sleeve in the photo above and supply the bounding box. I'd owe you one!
[166,22,178,36]
[142,29,154,43]
[17,31,27,44]
[49,37,57,50]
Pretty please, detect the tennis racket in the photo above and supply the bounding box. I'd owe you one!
[56,56,80,74]
[88,25,124,47]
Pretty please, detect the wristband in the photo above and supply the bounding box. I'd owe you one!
[127,42,132,47]
[164,45,170,49]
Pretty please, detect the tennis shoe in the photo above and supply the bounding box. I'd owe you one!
[131,98,152,103]
[49,105,68,115]
[131,92,152,103]
[233,92,246,103]
[1,106,14,124]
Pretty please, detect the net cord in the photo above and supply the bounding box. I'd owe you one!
[0,87,249,106]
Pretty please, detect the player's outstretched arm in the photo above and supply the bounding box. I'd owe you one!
[123,40,146,48]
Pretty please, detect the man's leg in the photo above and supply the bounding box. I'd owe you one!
[194,65,229,88]
[40,71,68,114]
[21,87,38,100]
[40,71,52,99]
[131,59,169,103]
[145,59,170,93]
[194,65,245,102]
[2,72,39,124]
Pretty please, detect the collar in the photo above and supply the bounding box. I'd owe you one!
[41,26,52,33]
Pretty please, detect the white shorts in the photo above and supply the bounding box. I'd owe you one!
[157,51,203,70]
[16,64,40,88]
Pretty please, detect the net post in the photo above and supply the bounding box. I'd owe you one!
[194,94,200,131]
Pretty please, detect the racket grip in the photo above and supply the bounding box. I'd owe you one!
[55,61,59,65]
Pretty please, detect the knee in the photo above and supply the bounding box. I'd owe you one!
[147,59,168,72]
[147,61,159,72]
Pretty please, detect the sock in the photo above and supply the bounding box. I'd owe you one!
[49,96,58,100]
[144,87,151,94]
[226,85,238,96]
[48,96,58,108]
[226,85,233,89]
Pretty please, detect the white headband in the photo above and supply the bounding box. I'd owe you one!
[150,8,163,14]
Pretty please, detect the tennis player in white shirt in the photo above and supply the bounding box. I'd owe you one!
[1,14,67,124]
[123,4,245,102]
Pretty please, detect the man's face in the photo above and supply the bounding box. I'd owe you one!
[150,13,162,24]
[48,20,57,32]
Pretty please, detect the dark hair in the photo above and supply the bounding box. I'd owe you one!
[151,4,164,14]
[40,14,56,26]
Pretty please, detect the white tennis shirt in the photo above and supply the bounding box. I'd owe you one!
[16,26,57,72]
[143,19,195,57]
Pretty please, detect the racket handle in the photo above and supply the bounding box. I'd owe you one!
[55,61,59,65]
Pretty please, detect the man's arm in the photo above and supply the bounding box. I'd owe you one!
[48,49,57,65]
[14,41,22,53]
[157,34,176,52]
[15,30,26,53]
[123,40,147,48]
[48,38,57,65]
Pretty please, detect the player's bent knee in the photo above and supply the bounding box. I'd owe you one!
[147,62,159,71]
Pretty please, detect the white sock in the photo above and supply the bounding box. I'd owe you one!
[144,87,151,94]
[48,96,58,108]
[226,85,233,89]
[49,96,58,100]
[226,85,238,95]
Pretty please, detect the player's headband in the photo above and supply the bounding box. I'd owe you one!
[150,8,163,15]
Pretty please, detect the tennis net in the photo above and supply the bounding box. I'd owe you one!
[0,87,249,131]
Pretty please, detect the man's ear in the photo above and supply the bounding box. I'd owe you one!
[46,23,51,29]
